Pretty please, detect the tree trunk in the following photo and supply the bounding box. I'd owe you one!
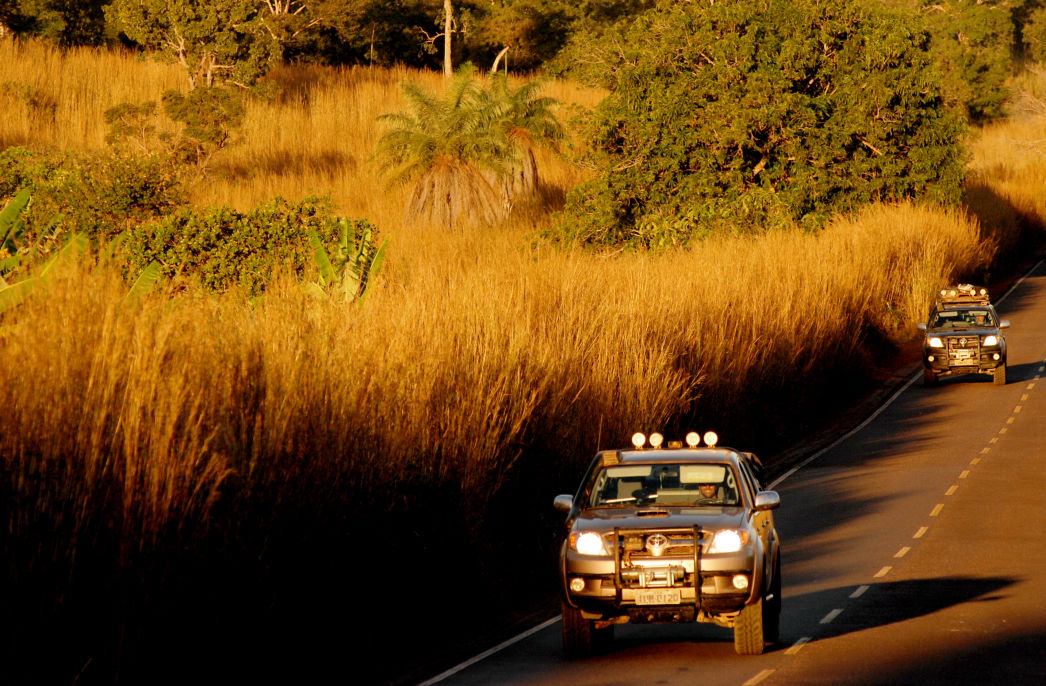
[491,47,509,74]
[443,0,452,78]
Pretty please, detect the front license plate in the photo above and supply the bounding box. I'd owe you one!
[636,589,681,605]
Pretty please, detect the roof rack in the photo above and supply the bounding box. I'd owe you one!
[936,283,990,307]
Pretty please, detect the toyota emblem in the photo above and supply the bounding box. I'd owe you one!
[646,533,669,557]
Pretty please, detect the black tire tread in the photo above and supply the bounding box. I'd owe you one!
[733,597,766,655]
[562,601,594,657]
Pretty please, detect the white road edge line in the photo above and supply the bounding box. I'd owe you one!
[768,259,1041,491]
[786,637,812,655]
[420,261,1046,684]
[417,616,561,686]
[743,669,777,686]
[768,373,920,489]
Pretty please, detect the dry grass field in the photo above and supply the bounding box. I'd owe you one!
[2,37,1045,683]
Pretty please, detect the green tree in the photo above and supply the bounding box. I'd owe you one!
[896,0,1014,122]
[106,0,281,88]
[555,0,967,248]
[0,0,108,44]
[1024,4,1046,62]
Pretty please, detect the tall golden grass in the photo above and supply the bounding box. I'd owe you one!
[1,36,1045,681]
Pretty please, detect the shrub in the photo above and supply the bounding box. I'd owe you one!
[124,196,382,296]
[0,146,184,273]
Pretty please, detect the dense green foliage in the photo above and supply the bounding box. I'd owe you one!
[124,197,382,296]
[0,148,383,298]
[891,0,1014,123]
[553,0,968,248]
[0,0,109,45]
[1025,4,1046,62]
[0,146,184,270]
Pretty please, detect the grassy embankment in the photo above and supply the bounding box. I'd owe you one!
[1,38,1045,683]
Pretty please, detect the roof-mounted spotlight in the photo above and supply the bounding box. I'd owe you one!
[632,432,646,449]
[649,433,664,448]
[685,432,700,448]
[703,431,719,448]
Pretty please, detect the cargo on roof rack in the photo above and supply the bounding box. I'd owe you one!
[935,283,990,307]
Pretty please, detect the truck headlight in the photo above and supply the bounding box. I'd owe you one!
[983,335,998,346]
[928,337,944,349]
[707,529,747,554]
[571,532,610,556]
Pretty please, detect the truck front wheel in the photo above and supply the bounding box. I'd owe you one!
[562,602,612,656]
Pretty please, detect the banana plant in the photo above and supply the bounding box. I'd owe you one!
[1,194,163,314]
[0,232,87,314]
[1,189,31,283]
[305,218,389,303]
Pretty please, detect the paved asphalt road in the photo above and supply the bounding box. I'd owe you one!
[422,263,1046,686]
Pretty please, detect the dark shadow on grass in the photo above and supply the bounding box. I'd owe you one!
[215,149,357,180]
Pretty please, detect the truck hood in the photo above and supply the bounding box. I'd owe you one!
[573,507,747,533]
[926,326,997,336]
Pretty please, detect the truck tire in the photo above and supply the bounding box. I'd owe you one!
[923,368,938,386]
[562,601,595,657]
[764,560,782,645]
[734,596,767,655]
[993,364,1006,386]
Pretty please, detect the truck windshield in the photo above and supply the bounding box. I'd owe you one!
[588,463,740,507]
[931,309,992,329]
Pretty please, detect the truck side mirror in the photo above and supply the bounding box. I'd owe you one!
[553,494,574,513]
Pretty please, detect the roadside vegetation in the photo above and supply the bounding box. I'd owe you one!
[2,1,1046,682]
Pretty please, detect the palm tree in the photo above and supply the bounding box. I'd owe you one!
[481,74,564,209]
[375,65,562,228]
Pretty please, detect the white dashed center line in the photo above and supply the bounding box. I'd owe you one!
[945,485,958,496]
[959,470,970,479]
[895,547,911,558]
[786,637,811,655]
[850,585,869,598]
[930,504,944,517]
[874,566,892,578]
[820,608,843,624]
[913,527,928,539]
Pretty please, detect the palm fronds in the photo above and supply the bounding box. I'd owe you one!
[375,65,563,228]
